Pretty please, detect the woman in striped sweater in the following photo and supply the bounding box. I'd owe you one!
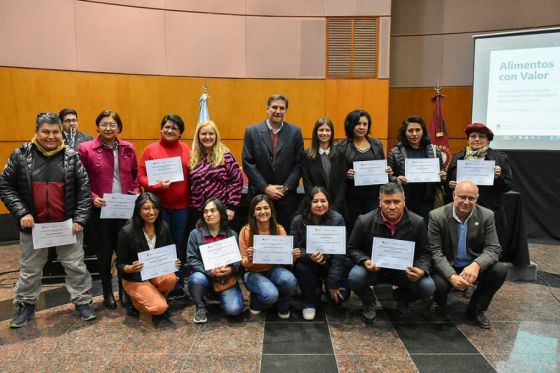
[188,120,243,231]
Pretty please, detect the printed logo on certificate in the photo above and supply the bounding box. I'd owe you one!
[306,225,346,255]
[371,237,415,271]
[253,235,293,265]
[199,236,242,271]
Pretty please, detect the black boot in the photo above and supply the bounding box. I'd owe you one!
[102,282,117,309]
[118,278,129,307]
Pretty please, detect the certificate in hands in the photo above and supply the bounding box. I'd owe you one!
[145,156,184,186]
[353,160,388,186]
[32,219,76,250]
[100,193,136,219]
[405,158,440,183]
[306,226,346,255]
[253,235,293,265]
[456,160,495,186]
[138,244,177,281]
[371,237,415,271]
[199,236,242,271]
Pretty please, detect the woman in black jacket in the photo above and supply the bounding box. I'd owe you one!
[387,116,446,223]
[446,123,512,246]
[290,186,351,321]
[336,110,392,231]
[301,118,346,214]
[116,193,181,319]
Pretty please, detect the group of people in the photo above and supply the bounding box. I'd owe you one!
[0,93,512,330]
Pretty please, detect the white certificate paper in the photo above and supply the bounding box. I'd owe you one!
[138,244,177,281]
[32,219,76,250]
[199,236,242,271]
[353,160,388,186]
[100,193,136,219]
[306,225,346,255]
[405,158,440,183]
[371,237,415,271]
[456,160,495,186]
[145,156,184,186]
[253,235,293,265]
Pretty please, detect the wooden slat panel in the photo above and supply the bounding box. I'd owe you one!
[353,18,377,77]
[327,18,352,77]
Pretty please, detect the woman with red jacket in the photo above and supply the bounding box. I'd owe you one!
[78,110,140,309]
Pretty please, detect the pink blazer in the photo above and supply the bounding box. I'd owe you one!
[78,137,140,201]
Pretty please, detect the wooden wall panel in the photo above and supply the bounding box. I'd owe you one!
[388,86,472,154]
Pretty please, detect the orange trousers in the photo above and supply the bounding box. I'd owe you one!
[122,273,178,316]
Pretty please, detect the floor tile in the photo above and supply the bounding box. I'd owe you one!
[181,354,260,372]
[105,353,186,372]
[336,354,417,373]
[263,322,333,354]
[261,354,338,372]
[393,322,478,354]
[116,321,198,354]
[411,354,495,373]
[486,352,559,373]
[190,321,264,355]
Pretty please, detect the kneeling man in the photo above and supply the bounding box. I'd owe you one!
[348,182,435,323]
[428,180,507,329]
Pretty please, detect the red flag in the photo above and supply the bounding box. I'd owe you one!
[430,91,452,168]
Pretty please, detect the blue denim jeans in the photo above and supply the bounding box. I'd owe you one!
[243,267,297,314]
[187,271,243,316]
[162,208,189,290]
[348,264,435,305]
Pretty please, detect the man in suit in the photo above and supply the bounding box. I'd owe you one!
[59,108,93,150]
[242,94,304,229]
[428,180,508,329]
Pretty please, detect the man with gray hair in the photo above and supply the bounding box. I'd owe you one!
[347,182,435,324]
[0,112,96,328]
[428,179,507,329]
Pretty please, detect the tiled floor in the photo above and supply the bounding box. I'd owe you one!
[0,243,558,372]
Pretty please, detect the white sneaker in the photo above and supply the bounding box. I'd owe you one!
[249,307,261,315]
[302,308,316,321]
[277,311,290,319]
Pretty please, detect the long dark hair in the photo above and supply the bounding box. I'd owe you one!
[397,115,431,148]
[131,192,164,232]
[247,194,280,245]
[296,186,333,226]
[307,118,335,159]
[344,109,371,139]
[196,197,231,234]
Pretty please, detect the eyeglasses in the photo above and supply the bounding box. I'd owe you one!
[455,195,478,202]
[63,118,78,124]
[99,122,118,129]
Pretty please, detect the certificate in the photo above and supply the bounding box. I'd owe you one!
[353,160,388,186]
[100,193,136,219]
[138,244,177,281]
[199,236,242,271]
[253,235,293,265]
[456,160,495,186]
[145,156,184,186]
[371,237,415,271]
[32,219,76,250]
[405,158,440,183]
[306,225,346,255]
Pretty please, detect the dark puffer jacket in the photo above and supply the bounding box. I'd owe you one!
[0,142,91,231]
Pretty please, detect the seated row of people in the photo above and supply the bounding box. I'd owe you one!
[121,180,507,330]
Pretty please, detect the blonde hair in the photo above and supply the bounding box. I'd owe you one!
[189,120,228,168]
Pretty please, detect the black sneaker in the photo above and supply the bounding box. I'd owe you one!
[466,305,490,329]
[193,307,208,324]
[393,290,411,318]
[10,302,35,328]
[168,288,186,300]
[361,302,377,324]
[75,303,97,321]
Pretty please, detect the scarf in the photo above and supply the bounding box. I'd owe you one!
[465,145,489,160]
[31,136,65,157]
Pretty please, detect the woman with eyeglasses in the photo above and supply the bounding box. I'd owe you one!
[290,186,351,320]
[446,123,512,245]
[138,114,191,299]
[188,120,243,232]
[78,109,141,309]
[186,197,243,324]
[116,193,181,319]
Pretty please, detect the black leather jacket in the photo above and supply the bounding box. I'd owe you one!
[0,142,91,232]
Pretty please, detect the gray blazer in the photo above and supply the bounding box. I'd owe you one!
[242,120,304,195]
[428,203,502,279]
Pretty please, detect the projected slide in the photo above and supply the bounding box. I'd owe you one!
[472,28,560,150]
[487,47,560,137]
